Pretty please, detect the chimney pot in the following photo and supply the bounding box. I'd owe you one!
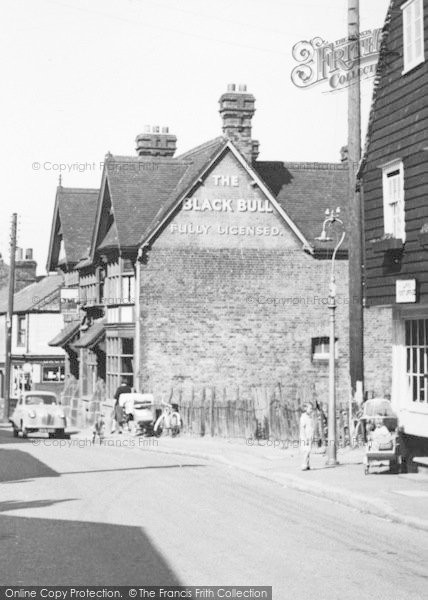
[238,84,247,92]
[152,125,160,133]
[16,247,23,261]
[144,125,151,133]
[162,126,169,134]
[25,248,33,260]
[227,84,236,92]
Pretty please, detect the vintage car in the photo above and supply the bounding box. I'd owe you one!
[10,391,67,438]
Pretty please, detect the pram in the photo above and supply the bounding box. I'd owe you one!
[358,398,401,475]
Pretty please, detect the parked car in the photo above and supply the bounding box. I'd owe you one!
[10,391,67,438]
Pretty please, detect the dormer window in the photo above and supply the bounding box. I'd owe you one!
[402,0,425,73]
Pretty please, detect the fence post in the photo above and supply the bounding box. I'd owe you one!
[210,387,215,437]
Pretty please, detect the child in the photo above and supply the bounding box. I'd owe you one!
[369,415,393,451]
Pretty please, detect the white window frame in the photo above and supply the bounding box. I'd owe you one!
[405,319,428,407]
[16,314,26,347]
[382,160,406,241]
[312,337,338,361]
[402,0,425,74]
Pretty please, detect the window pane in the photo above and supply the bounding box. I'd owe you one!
[412,321,418,346]
[406,321,411,346]
[418,320,424,345]
[122,338,134,355]
[413,376,418,401]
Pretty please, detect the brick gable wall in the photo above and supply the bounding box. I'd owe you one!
[139,247,350,406]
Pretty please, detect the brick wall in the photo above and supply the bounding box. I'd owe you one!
[363,305,393,398]
[139,247,350,407]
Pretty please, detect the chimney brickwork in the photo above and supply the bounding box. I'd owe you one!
[219,84,259,163]
[135,125,177,157]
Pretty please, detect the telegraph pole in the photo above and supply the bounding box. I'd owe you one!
[347,0,364,399]
[3,213,18,421]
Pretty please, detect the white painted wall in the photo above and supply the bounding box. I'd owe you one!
[0,313,65,360]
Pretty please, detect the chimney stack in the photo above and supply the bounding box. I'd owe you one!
[15,249,37,291]
[219,84,259,163]
[135,125,177,157]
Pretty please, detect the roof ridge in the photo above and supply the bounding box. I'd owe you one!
[109,154,188,164]
[258,160,346,168]
[175,136,226,160]
[59,187,99,193]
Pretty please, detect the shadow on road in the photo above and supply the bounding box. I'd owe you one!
[0,449,59,483]
[0,499,76,513]
[0,513,181,585]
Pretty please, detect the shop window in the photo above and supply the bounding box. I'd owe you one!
[382,161,405,241]
[42,365,65,382]
[402,0,424,73]
[312,337,338,361]
[405,319,428,404]
[17,315,26,347]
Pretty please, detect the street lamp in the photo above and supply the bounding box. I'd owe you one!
[316,208,346,466]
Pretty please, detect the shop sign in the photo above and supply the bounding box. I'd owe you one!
[396,279,417,304]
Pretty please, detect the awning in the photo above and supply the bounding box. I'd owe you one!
[48,322,80,347]
[73,322,105,349]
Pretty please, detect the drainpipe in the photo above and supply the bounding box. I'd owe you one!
[134,248,143,392]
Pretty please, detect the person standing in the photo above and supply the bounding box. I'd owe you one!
[111,378,132,434]
[299,402,314,471]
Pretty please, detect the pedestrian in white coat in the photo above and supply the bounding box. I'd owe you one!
[299,402,314,471]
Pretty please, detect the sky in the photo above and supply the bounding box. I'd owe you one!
[0,0,390,272]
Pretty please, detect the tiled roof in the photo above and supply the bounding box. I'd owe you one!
[73,321,105,348]
[48,321,80,347]
[47,187,99,270]
[254,161,349,251]
[104,156,191,250]
[0,274,63,314]
[138,137,228,245]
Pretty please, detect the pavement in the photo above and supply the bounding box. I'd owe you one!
[78,425,428,532]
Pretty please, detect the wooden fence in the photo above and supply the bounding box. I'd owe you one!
[169,383,355,446]
[59,377,357,445]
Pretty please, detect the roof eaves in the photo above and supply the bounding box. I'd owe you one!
[89,165,110,264]
[46,187,61,272]
[358,0,395,179]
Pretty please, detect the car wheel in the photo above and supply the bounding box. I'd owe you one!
[12,426,19,438]
[21,422,28,439]
[55,429,65,438]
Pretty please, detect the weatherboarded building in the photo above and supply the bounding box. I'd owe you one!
[361,0,428,454]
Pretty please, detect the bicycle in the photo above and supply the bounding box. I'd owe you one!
[153,402,181,437]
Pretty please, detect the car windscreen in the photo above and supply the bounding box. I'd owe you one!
[25,395,57,405]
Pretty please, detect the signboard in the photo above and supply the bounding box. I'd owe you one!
[158,152,297,250]
[396,279,417,304]
[60,287,79,313]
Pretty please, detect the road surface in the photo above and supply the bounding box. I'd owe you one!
[0,428,427,599]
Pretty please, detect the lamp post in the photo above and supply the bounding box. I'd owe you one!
[316,208,346,466]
